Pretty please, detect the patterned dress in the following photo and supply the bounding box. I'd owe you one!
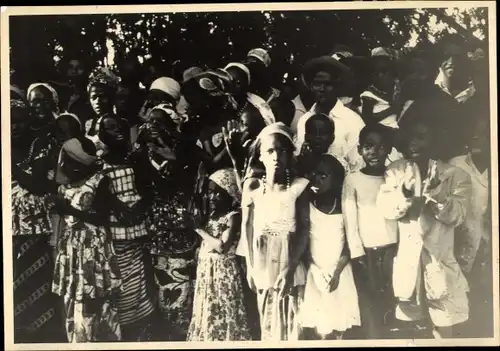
[12,134,65,343]
[101,162,155,329]
[148,167,199,340]
[187,211,251,341]
[52,173,122,342]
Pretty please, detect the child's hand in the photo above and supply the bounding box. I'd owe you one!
[328,272,340,292]
[402,162,416,196]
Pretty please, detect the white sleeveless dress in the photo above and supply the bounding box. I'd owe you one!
[299,205,361,334]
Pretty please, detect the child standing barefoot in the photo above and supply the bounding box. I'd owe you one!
[299,155,360,340]
[187,169,251,341]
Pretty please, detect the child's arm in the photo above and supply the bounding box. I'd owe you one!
[425,167,471,228]
[328,241,351,292]
[195,213,241,254]
[360,97,376,125]
[376,162,415,220]
[341,175,366,260]
[289,189,311,274]
[241,179,257,269]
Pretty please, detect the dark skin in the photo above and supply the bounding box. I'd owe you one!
[358,131,391,177]
[301,157,349,340]
[298,117,334,178]
[310,71,340,114]
[89,84,114,118]
[439,49,471,97]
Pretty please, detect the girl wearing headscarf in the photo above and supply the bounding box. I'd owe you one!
[138,77,182,123]
[85,67,121,136]
[12,84,65,343]
[94,114,156,341]
[51,137,122,342]
[129,104,200,341]
[239,122,310,341]
[187,169,252,341]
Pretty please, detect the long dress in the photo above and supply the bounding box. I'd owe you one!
[101,162,155,331]
[52,173,122,342]
[12,134,65,343]
[242,177,309,341]
[298,206,361,335]
[139,141,199,341]
[187,211,252,341]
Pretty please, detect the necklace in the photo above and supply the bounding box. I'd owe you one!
[236,100,249,118]
[262,169,291,194]
[313,197,337,215]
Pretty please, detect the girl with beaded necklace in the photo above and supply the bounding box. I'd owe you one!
[239,122,310,341]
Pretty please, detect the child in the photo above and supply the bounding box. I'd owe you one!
[342,124,398,339]
[240,122,310,341]
[52,137,122,342]
[299,155,360,340]
[96,114,157,341]
[294,113,344,176]
[187,169,251,341]
[376,114,471,339]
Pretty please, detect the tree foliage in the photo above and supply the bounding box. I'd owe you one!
[9,6,488,88]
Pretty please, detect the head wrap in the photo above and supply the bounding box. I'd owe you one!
[56,137,97,184]
[371,47,400,60]
[247,48,271,68]
[209,168,241,204]
[150,77,182,101]
[87,67,120,93]
[182,66,204,83]
[56,112,82,130]
[26,82,60,114]
[224,63,251,86]
[256,121,294,145]
[148,103,185,126]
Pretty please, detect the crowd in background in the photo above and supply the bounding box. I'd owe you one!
[10,37,492,344]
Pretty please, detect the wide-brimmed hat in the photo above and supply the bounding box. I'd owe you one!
[302,55,351,86]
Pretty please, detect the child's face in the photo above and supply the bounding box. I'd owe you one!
[304,119,334,154]
[310,159,339,195]
[208,181,231,212]
[358,131,390,169]
[147,110,170,139]
[28,88,53,122]
[89,85,112,117]
[115,86,131,114]
[101,116,128,148]
[403,123,431,161]
[259,134,290,173]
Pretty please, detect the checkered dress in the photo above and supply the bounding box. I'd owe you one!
[101,163,149,241]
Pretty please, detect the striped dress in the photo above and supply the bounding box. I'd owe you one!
[101,163,155,328]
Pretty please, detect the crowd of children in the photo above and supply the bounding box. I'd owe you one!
[10,40,493,343]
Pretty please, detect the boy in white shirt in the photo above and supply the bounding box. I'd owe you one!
[342,123,398,338]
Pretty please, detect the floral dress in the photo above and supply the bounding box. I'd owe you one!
[187,211,251,341]
[52,172,122,342]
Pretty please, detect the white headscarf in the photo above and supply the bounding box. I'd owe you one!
[150,77,182,102]
[224,62,251,86]
[27,82,60,114]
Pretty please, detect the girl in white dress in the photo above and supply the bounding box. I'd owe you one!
[299,154,361,340]
[240,122,310,341]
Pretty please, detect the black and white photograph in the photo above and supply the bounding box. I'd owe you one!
[2,2,498,349]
